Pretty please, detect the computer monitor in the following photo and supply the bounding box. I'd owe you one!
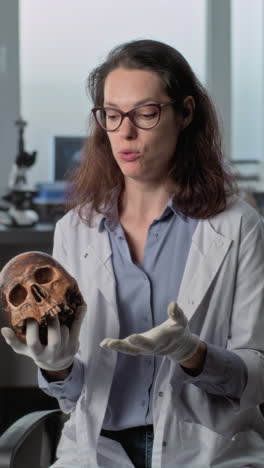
[52,136,85,181]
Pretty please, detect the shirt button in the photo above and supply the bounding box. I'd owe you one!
[158,391,164,397]
[163,441,167,447]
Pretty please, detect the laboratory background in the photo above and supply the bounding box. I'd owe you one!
[0,0,263,442]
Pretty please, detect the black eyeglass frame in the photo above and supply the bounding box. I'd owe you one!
[91,101,178,132]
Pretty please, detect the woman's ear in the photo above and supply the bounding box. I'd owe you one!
[181,96,195,129]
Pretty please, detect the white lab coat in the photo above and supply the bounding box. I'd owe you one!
[50,196,264,468]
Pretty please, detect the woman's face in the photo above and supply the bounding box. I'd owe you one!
[103,67,185,186]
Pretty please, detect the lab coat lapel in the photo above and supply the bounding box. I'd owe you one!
[77,229,123,466]
[178,219,232,321]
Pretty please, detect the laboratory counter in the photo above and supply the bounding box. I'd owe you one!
[0,223,54,269]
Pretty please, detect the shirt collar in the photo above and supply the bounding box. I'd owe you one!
[98,190,120,233]
[98,194,187,233]
[154,198,187,222]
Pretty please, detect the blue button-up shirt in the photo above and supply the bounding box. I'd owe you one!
[101,200,198,429]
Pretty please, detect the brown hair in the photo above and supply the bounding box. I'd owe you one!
[67,39,236,222]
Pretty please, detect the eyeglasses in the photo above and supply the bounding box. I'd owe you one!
[92,101,178,132]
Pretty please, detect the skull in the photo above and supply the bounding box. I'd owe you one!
[0,251,84,345]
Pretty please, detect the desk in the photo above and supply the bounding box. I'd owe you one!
[0,223,54,269]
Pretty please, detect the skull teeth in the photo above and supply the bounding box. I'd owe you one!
[47,304,75,317]
[46,304,75,319]
[17,319,25,328]
[49,305,61,317]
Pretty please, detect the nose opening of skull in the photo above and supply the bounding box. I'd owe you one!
[34,266,55,284]
[31,284,47,303]
[9,284,27,307]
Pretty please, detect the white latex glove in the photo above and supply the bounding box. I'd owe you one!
[1,304,86,371]
[100,302,200,363]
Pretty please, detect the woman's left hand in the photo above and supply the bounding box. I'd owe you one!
[100,301,201,363]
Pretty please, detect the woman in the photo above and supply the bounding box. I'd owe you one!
[2,39,264,468]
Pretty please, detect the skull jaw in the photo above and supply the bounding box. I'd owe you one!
[13,291,84,345]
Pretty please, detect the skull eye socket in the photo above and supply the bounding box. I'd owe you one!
[34,267,55,284]
[9,284,27,307]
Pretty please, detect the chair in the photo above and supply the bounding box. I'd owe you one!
[0,409,67,468]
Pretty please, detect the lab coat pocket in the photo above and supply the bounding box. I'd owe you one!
[177,421,264,468]
[178,420,234,465]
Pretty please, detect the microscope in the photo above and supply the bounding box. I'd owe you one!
[0,118,39,227]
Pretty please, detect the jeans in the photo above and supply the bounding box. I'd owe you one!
[101,425,154,468]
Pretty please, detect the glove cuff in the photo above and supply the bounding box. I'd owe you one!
[35,356,74,372]
[168,334,200,363]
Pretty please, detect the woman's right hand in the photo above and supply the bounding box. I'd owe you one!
[1,304,86,372]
